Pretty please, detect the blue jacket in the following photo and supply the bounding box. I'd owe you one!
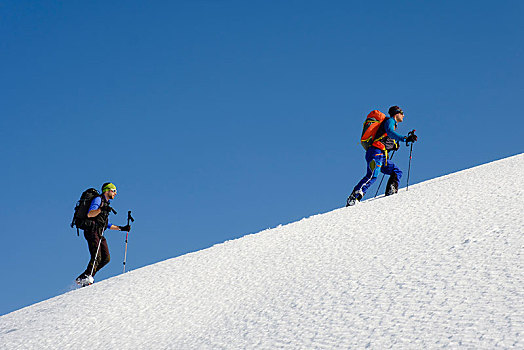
[89,196,113,230]
[383,117,407,143]
[372,117,407,151]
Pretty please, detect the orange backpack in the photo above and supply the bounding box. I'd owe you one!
[360,110,386,150]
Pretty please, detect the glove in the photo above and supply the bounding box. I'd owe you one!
[118,225,131,232]
[406,134,418,143]
[100,205,114,213]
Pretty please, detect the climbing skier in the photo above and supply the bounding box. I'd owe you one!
[346,106,417,206]
[76,182,130,287]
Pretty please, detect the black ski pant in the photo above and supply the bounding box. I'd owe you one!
[81,229,110,277]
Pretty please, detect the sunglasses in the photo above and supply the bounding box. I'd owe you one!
[110,189,117,193]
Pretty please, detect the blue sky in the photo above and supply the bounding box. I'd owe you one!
[1,0,522,315]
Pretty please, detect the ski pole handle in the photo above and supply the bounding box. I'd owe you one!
[406,129,416,146]
[127,211,135,226]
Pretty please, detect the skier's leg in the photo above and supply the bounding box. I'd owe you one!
[356,160,380,194]
[348,150,384,206]
[355,151,384,195]
[81,230,103,277]
[76,230,99,283]
[93,237,110,276]
[382,162,402,196]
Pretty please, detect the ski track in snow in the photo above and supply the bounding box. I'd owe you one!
[1,154,523,349]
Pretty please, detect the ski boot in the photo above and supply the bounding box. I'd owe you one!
[385,173,399,196]
[75,274,94,287]
[346,190,363,207]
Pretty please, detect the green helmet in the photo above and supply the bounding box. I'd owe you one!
[101,182,117,193]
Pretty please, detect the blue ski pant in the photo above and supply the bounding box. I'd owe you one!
[352,147,402,196]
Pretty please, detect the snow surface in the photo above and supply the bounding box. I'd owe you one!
[1,154,523,349]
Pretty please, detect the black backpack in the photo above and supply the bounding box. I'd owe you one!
[71,188,100,235]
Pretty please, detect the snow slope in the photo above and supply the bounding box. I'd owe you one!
[1,154,523,349]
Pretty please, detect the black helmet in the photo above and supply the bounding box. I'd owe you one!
[388,106,403,117]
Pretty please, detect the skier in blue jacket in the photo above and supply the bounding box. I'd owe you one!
[346,106,418,206]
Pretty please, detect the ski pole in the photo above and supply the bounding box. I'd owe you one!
[406,130,415,191]
[374,150,396,198]
[123,211,134,273]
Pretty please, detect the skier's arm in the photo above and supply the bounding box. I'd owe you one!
[384,118,407,142]
[87,198,114,229]
[87,197,102,218]
[87,208,101,217]
[109,224,130,231]
[87,196,114,213]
